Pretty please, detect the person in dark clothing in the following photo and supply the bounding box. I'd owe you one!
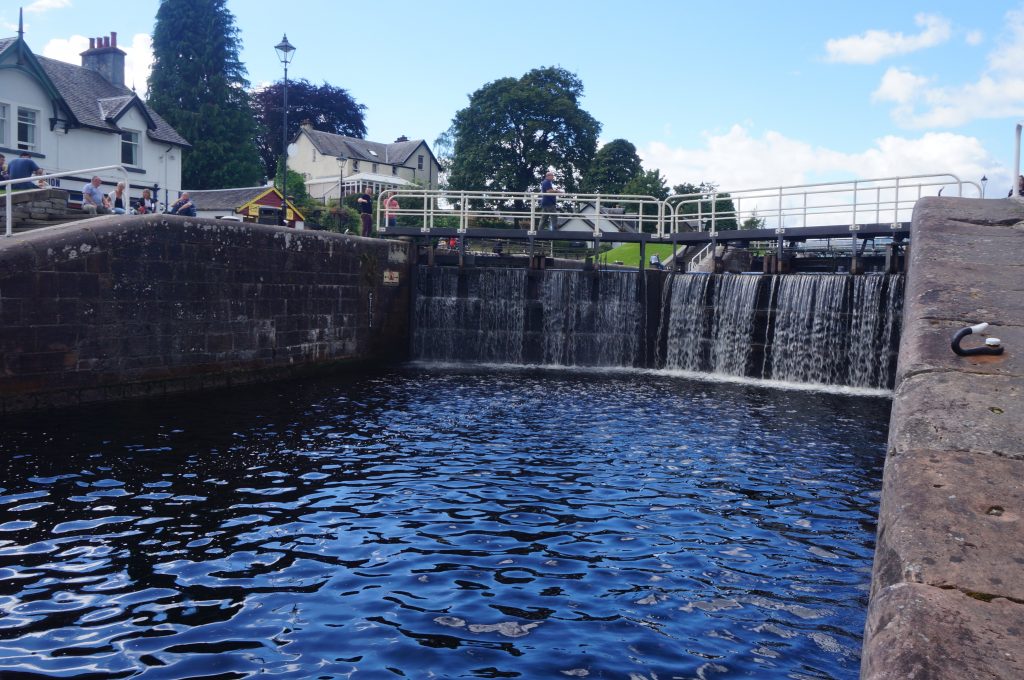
[167,192,196,217]
[357,189,373,237]
[7,152,40,191]
[537,170,560,230]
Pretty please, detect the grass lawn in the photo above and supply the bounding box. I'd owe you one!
[599,243,678,268]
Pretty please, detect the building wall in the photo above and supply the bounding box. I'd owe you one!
[289,134,439,195]
[0,60,183,201]
[0,216,411,413]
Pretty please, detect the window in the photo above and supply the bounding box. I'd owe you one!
[417,154,424,170]
[372,163,378,173]
[120,130,139,165]
[17,107,37,151]
[353,160,360,171]
[392,166,398,176]
[0,104,7,146]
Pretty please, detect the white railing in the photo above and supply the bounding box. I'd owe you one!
[376,188,671,237]
[2,164,131,237]
[666,174,980,234]
[373,174,979,242]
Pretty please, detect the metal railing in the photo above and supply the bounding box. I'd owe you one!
[376,188,671,237]
[666,174,980,234]
[3,164,131,237]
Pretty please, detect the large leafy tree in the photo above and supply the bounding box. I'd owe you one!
[252,79,366,181]
[673,182,738,230]
[443,67,600,196]
[584,139,643,194]
[148,0,263,189]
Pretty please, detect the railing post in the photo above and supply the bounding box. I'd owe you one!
[5,190,11,238]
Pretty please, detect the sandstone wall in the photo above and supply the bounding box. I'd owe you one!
[861,197,1024,679]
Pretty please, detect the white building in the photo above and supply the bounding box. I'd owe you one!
[289,122,440,203]
[0,20,188,205]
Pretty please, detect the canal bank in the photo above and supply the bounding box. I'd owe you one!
[861,197,1024,679]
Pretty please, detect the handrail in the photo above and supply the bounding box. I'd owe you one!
[375,188,673,238]
[3,164,131,237]
[371,174,978,241]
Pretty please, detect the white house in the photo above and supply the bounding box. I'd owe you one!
[0,18,188,206]
[289,122,440,203]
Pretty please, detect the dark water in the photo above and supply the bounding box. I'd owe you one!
[0,367,888,679]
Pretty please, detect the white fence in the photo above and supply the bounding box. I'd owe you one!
[2,164,131,237]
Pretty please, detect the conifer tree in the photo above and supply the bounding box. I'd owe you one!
[147,0,263,189]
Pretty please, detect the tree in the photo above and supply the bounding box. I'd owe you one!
[672,181,738,230]
[622,169,670,227]
[148,0,263,189]
[443,67,600,197]
[584,139,643,194]
[252,79,367,181]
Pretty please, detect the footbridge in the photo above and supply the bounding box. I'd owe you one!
[376,173,981,270]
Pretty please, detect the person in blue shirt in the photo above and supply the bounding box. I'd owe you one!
[7,152,40,191]
[82,176,110,214]
[538,170,560,231]
[167,192,196,217]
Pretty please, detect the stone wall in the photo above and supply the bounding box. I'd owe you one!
[0,188,71,223]
[0,215,411,413]
[861,197,1024,679]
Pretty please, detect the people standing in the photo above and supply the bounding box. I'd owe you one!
[108,182,129,214]
[384,194,399,228]
[0,154,9,183]
[357,187,374,237]
[81,176,110,214]
[7,152,41,191]
[538,170,560,231]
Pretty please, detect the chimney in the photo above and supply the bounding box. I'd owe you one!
[395,135,409,143]
[80,31,127,88]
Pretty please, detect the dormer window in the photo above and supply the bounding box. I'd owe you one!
[368,149,378,157]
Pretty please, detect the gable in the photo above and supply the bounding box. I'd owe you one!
[0,35,77,128]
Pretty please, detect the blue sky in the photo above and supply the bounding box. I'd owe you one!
[5,0,1023,195]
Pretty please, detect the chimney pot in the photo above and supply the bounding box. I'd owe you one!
[111,32,117,48]
[89,37,95,49]
[105,36,111,48]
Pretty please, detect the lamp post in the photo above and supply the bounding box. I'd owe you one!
[981,175,988,198]
[275,34,296,226]
[338,154,347,204]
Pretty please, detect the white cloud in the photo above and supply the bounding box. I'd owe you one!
[966,30,984,46]
[874,8,1024,128]
[24,0,72,14]
[41,33,153,98]
[872,67,930,104]
[638,125,992,194]
[825,13,951,64]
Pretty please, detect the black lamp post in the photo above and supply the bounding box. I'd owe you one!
[275,34,296,225]
[981,174,988,198]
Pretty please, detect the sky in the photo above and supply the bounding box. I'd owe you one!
[5,0,1024,196]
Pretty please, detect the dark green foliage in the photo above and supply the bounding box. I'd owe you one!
[148,0,263,189]
[584,139,643,194]
[252,79,367,181]
[442,67,600,197]
[672,182,738,230]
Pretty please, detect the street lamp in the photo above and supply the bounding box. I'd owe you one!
[275,34,296,226]
[338,154,347,204]
[981,175,988,198]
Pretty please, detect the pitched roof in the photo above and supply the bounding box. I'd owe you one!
[0,36,188,147]
[34,54,188,147]
[302,129,429,165]
[184,186,271,211]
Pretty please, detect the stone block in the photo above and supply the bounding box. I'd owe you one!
[890,372,1023,458]
[872,448,1024,600]
[862,582,1024,680]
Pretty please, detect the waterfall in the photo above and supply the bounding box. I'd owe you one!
[412,267,527,363]
[767,274,903,387]
[411,267,903,389]
[710,274,763,376]
[662,273,712,371]
[541,270,641,367]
